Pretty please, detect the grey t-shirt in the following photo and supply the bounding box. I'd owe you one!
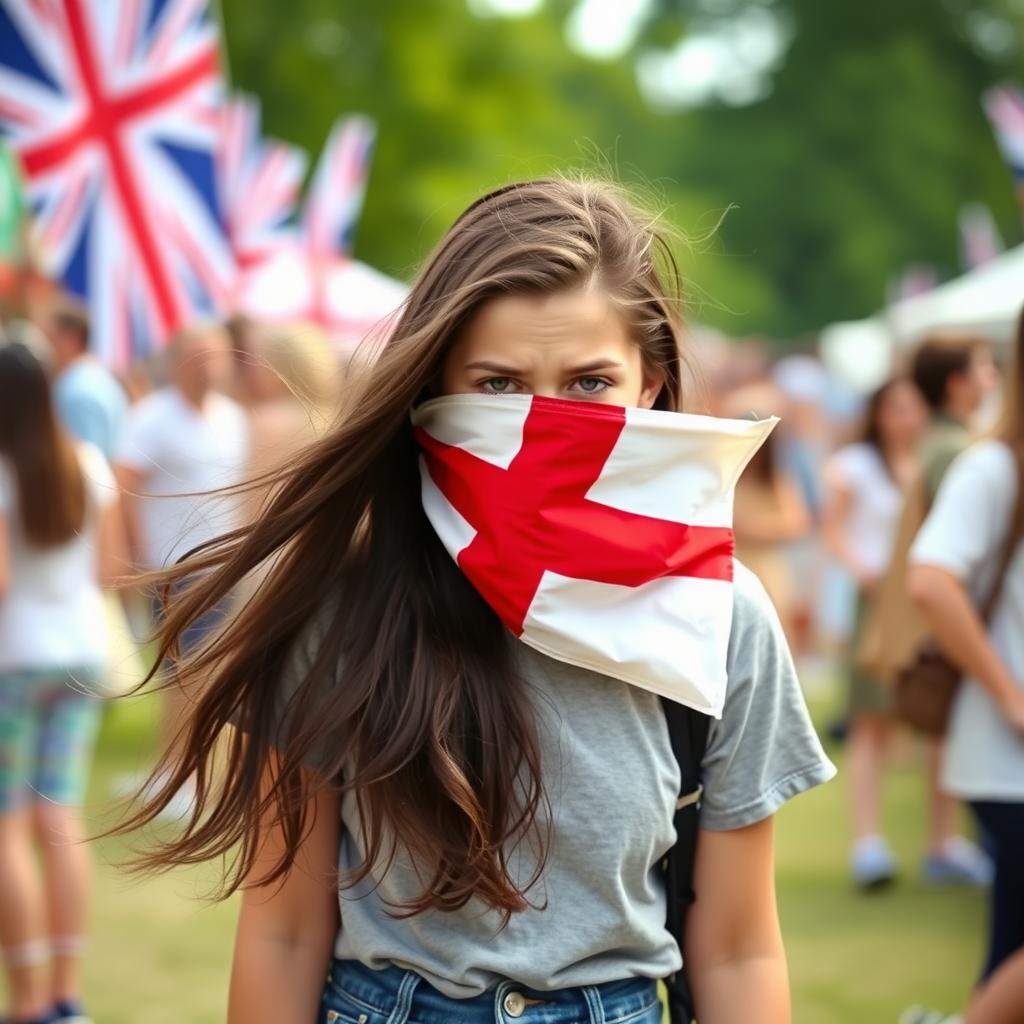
[277,562,835,997]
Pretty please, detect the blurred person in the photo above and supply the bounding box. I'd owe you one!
[234,322,340,600]
[113,323,249,809]
[823,378,929,888]
[912,335,998,502]
[0,330,122,1024]
[909,308,1024,1004]
[772,354,850,660]
[241,320,340,487]
[857,335,999,887]
[43,300,127,460]
[721,384,811,641]
[223,313,261,408]
[113,180,834,1024]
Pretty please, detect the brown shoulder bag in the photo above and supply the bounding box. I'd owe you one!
[895,446,1024,737]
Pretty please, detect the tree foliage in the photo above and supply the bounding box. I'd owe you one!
[221,0,1024,339]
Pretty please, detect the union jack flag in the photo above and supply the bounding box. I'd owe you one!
[984,84,1024,201]
[236,111,404,352]
[0,0,234,368]
[303,114,376,260]
[219,92,307,276]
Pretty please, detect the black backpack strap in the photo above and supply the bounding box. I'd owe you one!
[659,696,712,1024]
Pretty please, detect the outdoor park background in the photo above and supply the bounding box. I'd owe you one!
[4,0,1024,1020]
[223,0,1024,339]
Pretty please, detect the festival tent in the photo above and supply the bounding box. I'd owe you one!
[885,243,1024,346]
[235,245,406,354]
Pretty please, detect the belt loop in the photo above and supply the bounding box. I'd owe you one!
[386,970,421,1024]
[494,980,512,1022]
[582,985,606,1024]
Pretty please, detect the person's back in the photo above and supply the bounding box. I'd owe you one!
[0,440,115,674]
[0,334,120,1024]
[44,303,127,461]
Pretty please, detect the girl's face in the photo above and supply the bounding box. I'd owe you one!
[439,287,663,408]
[878,379,927,445]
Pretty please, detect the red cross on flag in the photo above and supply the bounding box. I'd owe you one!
[412,394,776,716]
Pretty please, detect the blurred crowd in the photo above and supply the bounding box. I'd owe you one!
[1,295,1024,1023]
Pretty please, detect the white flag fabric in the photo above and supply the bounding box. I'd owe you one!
[412,394,776,717]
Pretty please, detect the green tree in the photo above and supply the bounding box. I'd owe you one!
[221,0,1024,338]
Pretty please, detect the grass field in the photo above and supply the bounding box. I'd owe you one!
[5,679,987,1024]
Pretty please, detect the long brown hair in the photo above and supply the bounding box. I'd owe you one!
[0,331,86,547]
[122,178,688,916]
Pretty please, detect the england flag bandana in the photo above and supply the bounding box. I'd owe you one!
[411,393,776,717]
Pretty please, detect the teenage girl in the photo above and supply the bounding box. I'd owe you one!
[124,179,834,1024]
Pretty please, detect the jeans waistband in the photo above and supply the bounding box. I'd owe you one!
[323,958,661,1024]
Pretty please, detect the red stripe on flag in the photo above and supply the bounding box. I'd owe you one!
[416,396,734,636]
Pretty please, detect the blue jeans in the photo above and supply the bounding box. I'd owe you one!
[320,959,663,1024]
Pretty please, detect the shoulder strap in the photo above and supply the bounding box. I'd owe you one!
[980,446,1024,624]
[659,697,712,1024]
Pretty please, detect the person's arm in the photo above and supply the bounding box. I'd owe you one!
[113,464,148,573]
[685,817,789,1023]
[227,755,341,1024]
[908,564,1024,733]
[821,481,872,585]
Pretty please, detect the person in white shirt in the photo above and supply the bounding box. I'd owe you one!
[115,324,249,574]
[0,330,123,1024]
[114,323,249,768]
[823,379,986,891]
[908,306,1024,1023]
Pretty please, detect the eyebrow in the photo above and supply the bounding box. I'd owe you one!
[463,359,624,374]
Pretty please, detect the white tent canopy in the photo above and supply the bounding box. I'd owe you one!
[886,243,1024,346]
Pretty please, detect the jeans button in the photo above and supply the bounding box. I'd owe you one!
[504,991,527,1017]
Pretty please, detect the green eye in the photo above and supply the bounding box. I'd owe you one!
[482,378,515,393]
[574,377,609,393]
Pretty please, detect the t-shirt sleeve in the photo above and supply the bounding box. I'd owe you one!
[699,563,836,831]
[911,440,1017,581]
[114,396,164,474]
[77,442,118,511]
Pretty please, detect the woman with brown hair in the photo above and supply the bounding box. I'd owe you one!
[0,326,123,1024]
[907,306,1024,1023]
[123,179,833,1024]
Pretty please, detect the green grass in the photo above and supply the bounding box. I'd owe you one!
[5,681,986,1023]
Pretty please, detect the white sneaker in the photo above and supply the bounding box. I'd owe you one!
[851,836,898,891]
[922,836,993,887]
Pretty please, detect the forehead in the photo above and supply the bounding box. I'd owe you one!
[455,288,634,360]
